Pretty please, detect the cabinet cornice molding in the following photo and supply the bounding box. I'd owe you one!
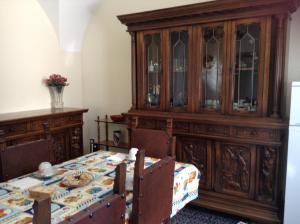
[118,0,298,31]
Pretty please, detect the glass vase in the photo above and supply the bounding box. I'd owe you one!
[49,86,64,108]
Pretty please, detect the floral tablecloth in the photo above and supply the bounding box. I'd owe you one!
[0,151,200,224]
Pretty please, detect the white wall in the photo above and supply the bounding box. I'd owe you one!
[284,9,300,117]
[0,0,83,114]
[82,0,300,149]
[82,0,208,149]
[0,0,299,152]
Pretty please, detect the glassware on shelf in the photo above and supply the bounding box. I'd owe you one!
[202,26,224,110]
[174,59,185,72]
[113,130,122,146]
[233,23,260,112]
[144,33,162,108]
[153,62,160,72]
[147,92,159,106]
[149,60,154,72]
[170,31,189,108]
[91,115,129,152]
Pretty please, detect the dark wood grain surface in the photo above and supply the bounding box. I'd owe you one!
[0,108,88,165]
[118,0,299,222]
[0,108,88,124]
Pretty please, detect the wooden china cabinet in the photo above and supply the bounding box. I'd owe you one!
[118,0,300,223]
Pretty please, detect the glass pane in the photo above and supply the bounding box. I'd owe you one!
[202,26,224,110]
[144,34,161,107]
[170,31,188,108]
[233,23,260,112]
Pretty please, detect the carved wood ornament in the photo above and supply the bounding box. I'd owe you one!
[0,108,88,165]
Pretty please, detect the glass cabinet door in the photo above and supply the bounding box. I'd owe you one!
[144,33,162,108]
[201,25,225,111]
[232,21,262,113]
[169,30,189,110]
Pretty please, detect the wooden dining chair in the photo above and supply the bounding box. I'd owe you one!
[47,163,127,224]
[131,150,175,224]
[130,117,176,158]
[0,123,54,181]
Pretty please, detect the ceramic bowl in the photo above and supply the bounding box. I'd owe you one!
[38,162,55,177]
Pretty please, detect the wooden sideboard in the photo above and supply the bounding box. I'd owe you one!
[0,108,88,164]
[118,0,299,223]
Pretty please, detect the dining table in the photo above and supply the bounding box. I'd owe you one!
[0,150,200,224]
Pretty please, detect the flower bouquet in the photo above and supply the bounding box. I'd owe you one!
[46,74,69,108]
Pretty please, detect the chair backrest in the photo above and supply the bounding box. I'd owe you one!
[0,123,54,181]
[131,150,175,224]
[57,163,126,224]
[33,194,52,224]
[130,117,176,158]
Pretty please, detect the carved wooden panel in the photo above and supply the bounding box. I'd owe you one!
[215,142,256,198]
[28,120,47,131]
[0,123,27,137]
[256,146,278,204]
[231,127,281,141]
[0,109,86,165]
[69,127,83,159]
[177,137,211,189]
[192,124,229,136]
[50,117,69,128]
[5,134,44,146]
[52,132,68,164]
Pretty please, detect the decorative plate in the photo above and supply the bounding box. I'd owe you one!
[61,173,93,188]
[35,168,57,179]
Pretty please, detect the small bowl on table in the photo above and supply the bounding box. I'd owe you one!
[38,162,56,179]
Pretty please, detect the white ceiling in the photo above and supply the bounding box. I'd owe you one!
[38,0,101,52]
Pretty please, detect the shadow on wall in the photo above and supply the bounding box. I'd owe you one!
[80,0,300,151]
[81,0,207,151]
[38,0,102,52]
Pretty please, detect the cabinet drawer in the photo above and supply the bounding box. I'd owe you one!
[231,127,281,142]
[192,123,229,136]
[0,122,27,137]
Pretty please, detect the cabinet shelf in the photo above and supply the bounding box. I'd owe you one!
[172,70,187,73]
[97,119,128,125]
[92,114,129,152]
[148,70,161,73]
[235,67,257,71]
[98,140,130,150]
[235,71,258,75]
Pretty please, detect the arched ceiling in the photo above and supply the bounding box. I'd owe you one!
[38,0,101,52]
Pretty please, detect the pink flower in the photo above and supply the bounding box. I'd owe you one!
[46,74,69,87]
